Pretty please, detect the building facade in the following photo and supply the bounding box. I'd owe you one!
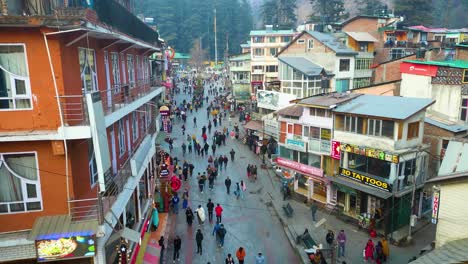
[0,1,164,263]
[229,53,251,102]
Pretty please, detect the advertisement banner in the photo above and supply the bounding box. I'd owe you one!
[256,90,296,111]
[331,140,341,160]
[400,62,438,77]
[36,235,96,262]
[432,190,440,224]
[339,167,391,192]
[340,143,399,163]
[286,139,307,152]
[276,157,323,177]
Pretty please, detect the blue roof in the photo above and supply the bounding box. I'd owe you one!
[425,117,468,133]
[278,57,324,76]
[333,95,434,120]
[307,31,357,56]
[249,29,295,36]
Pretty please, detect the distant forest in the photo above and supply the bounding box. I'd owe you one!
[137,0,468,60]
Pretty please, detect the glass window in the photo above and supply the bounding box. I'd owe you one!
[335,114,344,131]
[268,37,276,43]
[308,39,314,49]
[339,59,350,72]
[0,152,42,214]
[310,127,320,139]
[407,122,419,139]
[293,69,302,80]
[281,36,291,43]
[253,36,264,43]
[303,126,310,137]
[382,120,394,138]
[132,112,138,141]
[118,120,126,156]
[254,48,264,56]
[355,59,372,70]
[88,140,98,186]
[79,48,98,93]
[353,78,371,89]
[111,52,121,90]
[358,42,368,52]
[300,152,308,165]
[463,69,468,83]
[367,119,382,136]
[308,153,321,168]
[280,146,291,159]
[460,98,468,122]
[127,54,135,85]
[269,48,277,56]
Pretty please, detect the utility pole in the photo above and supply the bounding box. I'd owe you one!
[214,8,218,67]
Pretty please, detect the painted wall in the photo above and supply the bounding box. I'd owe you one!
[352,81,400,96]
[0,141,69,232]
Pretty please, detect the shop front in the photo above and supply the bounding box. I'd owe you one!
[276,157,328,204]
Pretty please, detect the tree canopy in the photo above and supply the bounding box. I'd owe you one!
[261,0,297,28]
[308,0,348,23]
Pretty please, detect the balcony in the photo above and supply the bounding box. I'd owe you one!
[1,0,159,45]
[58,78,163,126]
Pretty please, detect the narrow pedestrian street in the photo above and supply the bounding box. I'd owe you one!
[161,80,301,264]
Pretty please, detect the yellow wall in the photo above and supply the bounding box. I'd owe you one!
[347,36,374,52]
[435,181,468,248]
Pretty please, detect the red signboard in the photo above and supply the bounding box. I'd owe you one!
[400,62,438,77]
[331,140,341,160]
[276,157,323,177]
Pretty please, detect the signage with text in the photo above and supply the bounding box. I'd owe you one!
[36,235,96,262]
[432,190,440,224]
[331,140,341,160]
[286,139,307,151]
[276,157,323,177]
[400,62,438,77]
[340,143,399,163]
[339,167,391,192]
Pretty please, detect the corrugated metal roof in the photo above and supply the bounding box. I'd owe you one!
[276,105,304,117]
[244,120,263,131]
[307,31,357,55]
[29,215,98,240]
[278,57,324,76]
[345,32,378,42]
[425,117,468,133]
[249,29,295,36]
[333,94,434,120]
[437,141,468,177]
[404,59,468,69]
[297,93,361,108]
[410,238,468,264]
[229,53,250,61]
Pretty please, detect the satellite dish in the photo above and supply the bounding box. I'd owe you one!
[327,25,333,31]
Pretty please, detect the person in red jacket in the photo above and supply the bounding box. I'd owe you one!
[215,203,223,223]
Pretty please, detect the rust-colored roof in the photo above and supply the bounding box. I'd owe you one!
[276,105,304,117]
[244,120,263,131]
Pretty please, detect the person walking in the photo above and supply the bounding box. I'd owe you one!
[255,253,265,264]
[195,205,206,225]
[225,177,232,195]
[182,189,189,209]
[381,237,389,262]
[208,172,215,190]
[234,182,241,200]
[211,144,216,155]
[364,239,375,262]
[236,247,246,264]
[240,180,246,199]
[173,235,181,263]
[215,204,223,223]
[212,221,221,245]
[230,149,236,161]
[337,230,346,258]
[206,199,215,222]
[310,201,318,222]
[198,173,206,193]
[158,236,165,264]
[223,155,228,169]
[195,229,204,255]
[326,230,335,249]
[225,253,235,264]
[376,241,384,264]
[185,207,194,226]
[181,142,186,156]
[171,193,180,214]
[193,117,197,128]
[217,224,226,248]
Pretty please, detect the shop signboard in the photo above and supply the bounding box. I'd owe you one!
[36,234,96,262]
[331,140,341,160]
[320,140,331,154]
[286,139,307,151]
[400,62,438,77]
[339,167,391,192]
[431,190,440,224]
[320,128,331,140]
[340,143,399,163]
[276,157,323,177]
[257,90,296,111]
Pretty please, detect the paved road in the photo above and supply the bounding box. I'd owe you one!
[162,81,301,264]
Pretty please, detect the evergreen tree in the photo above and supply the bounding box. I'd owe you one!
[357,0,388,16]
[394,0,433,26]
[309,0,348,23]
[261,0,297,28]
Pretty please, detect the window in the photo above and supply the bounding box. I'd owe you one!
[269,48,277,56]
[132,112,138,142]
[407,122,420,139]
[127,55,135,85]
[309,127,320,139]
[461,98,468,122]
[353,78,371,89]
[0,45,32,110]
[254,48,264,56]
[252,75,263,81]
[335,114,344,131]
[309,108,330,117]
[339,59,350,72]
[79,48,98,93]
[381,120,395,138]
[118,120,126,156]
[390,49,405,60]
[253,65,263,70]
[348,153,391,179]
[111,52,121,90]
[268,37,276,43]
[355,59,372,70]
[287,124,293,133]
[297,39,305,44]
[282,36,291,43]
[253,36,264,43]
[266,65,278,72]
[367,119,382,136]
[136,55,141,85]
[146,105,151,128]
[463,69,468,83]
[358,42,368,52]
[121,54,126,83]
[308,39,314,49]
[0,152,42,214]
[88,141,98,186]
[344,116,364,134]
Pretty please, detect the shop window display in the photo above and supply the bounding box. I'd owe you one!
[348,153,391,179]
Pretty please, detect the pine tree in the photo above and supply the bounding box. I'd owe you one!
[309,0,348,23]
[261,0,297,28]
[394,0,433,26]
[357,0,388,16]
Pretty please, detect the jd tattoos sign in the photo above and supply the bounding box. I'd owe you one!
[339,167,391,192]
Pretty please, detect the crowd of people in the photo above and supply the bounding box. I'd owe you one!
[156,75,267,264]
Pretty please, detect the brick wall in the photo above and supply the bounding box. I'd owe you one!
[423,123,457,178]
[456,48,468,60]
[342,18,380,40]
[373,54,417,84]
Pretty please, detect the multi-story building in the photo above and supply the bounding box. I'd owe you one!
[277,31,357,93]
[240,41,251,53]
[249,25,295,93]
[229,53,251,103]
[0,1,165,263]
[330,95,434,236]
[344,32,377,89]
[276,93,359,203]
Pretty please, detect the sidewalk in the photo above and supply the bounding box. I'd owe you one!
[135,213,168,264]
[262,165,436,264]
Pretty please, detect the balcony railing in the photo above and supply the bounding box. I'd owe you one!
[57,78,162,126]
[68,198,100,222]
[308,138,331,154]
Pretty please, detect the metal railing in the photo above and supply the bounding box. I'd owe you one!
[3,0,91,16]
[68,198,100,222]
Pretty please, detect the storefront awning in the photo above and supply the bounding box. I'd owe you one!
[155,131,167,146]
[29,215,98,241]
[327,176,392,199]
[244,120,263,131]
